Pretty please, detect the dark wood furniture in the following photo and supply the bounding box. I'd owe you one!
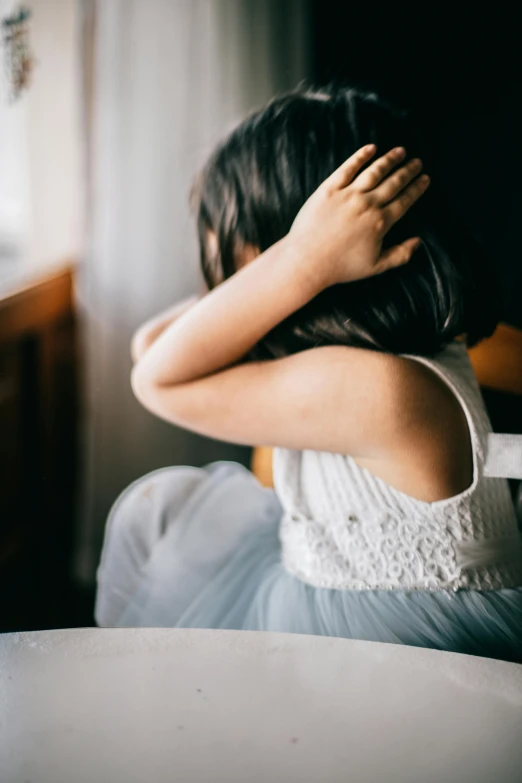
[0,264,79,631]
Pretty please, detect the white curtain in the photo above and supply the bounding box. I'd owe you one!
[74,0,310,585]
[0,1,29,262]
[1,0,83,273]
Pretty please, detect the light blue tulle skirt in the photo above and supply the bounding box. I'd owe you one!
[95,461,522,663]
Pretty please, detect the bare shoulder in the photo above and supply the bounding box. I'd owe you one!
[391,352,471,438]
[351,349,474,502]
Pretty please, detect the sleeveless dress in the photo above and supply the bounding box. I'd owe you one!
[94,341,522,662]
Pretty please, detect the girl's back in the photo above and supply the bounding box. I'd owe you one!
[275,340,522,591]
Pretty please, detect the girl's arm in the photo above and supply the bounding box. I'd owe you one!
[131,295,202,363]
[131,146,431,458]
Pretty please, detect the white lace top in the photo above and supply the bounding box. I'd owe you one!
[273,341,522,591]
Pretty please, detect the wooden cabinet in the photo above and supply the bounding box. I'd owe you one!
[0,265,78,631]
[0,344,23,517]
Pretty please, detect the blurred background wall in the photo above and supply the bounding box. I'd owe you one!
[74,0,311,584]
[311,3,522,330]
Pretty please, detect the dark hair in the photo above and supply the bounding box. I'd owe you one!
[190,85,500,359]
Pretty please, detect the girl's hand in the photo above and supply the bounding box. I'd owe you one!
[289,145,430,288]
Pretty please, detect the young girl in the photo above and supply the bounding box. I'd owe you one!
[95,86,522,662]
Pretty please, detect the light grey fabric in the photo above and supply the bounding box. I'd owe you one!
[484,434,522,479]
[94,462,522,663]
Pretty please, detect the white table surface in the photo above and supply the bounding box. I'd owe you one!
[1,628,521,783]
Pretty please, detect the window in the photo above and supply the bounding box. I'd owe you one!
[0,0,30,272]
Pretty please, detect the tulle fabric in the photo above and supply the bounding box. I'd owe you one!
[95,462,522,663]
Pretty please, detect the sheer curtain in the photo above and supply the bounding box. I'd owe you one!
[0,1,29,267]
[74,0,310,584]
[1,0,83,277]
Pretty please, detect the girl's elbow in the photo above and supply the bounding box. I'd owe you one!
[130,363,156,409]
[130,329,149,363]
[130,366,198,426]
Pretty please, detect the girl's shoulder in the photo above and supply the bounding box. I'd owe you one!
[351,343,475,502]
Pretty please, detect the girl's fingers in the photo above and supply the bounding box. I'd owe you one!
[384,174,430,226]
[373,157,423,204]
[376,237,422,274]
[327,145,377,189]
[352,147,406,191]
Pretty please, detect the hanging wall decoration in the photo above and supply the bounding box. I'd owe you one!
[2,5,34,102]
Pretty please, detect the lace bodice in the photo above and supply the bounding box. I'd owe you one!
[273,341,522,591]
